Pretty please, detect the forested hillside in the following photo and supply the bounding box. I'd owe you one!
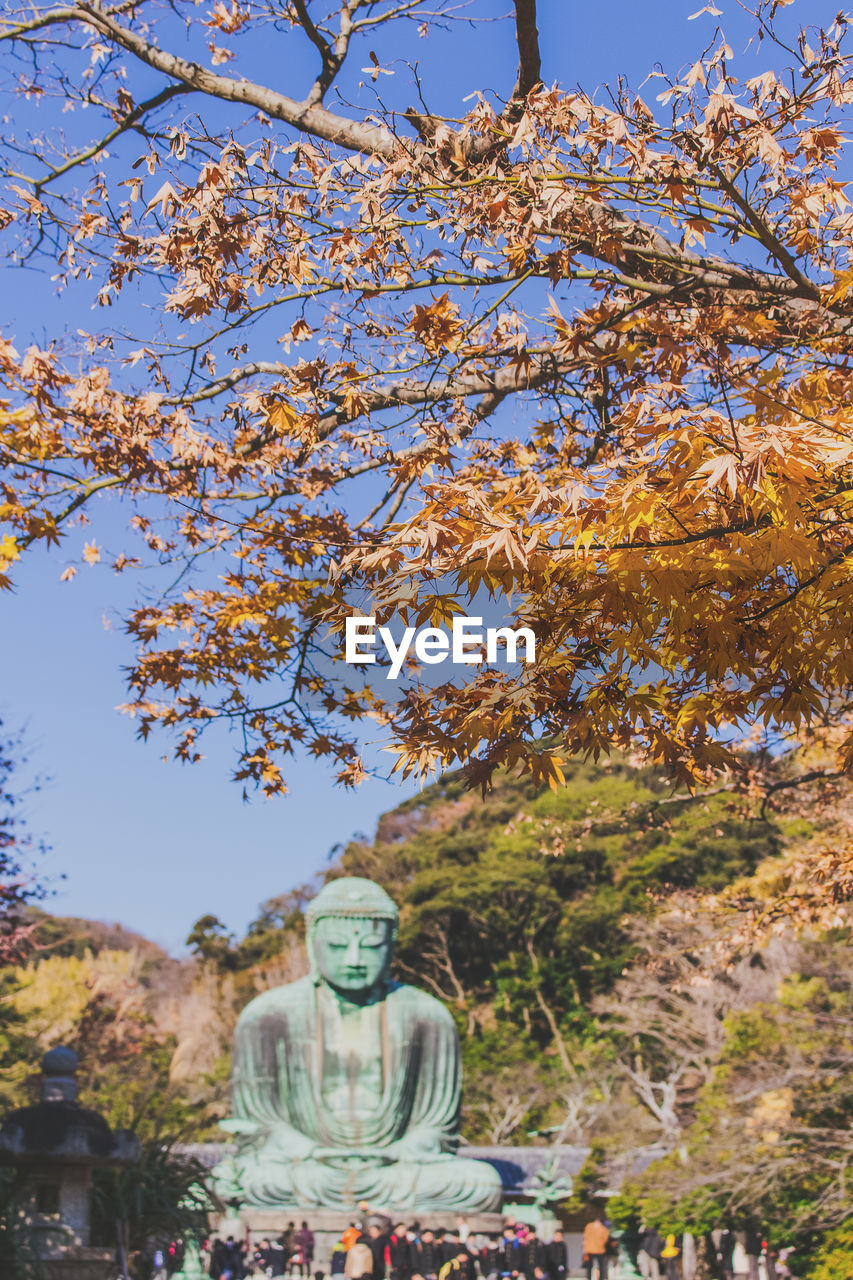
[4,755,852,1270]
[336,756,789,1143]
[0,757,799,1136]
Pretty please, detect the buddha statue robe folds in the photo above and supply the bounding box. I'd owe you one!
[214,877,502,1213]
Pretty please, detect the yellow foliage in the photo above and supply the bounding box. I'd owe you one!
[13,949,146,1047]
[745,1086,794,1142]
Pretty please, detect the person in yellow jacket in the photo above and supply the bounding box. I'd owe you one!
[660,1235,680,1280]
[581,1216,611,1280]
[438,1249,474,1280]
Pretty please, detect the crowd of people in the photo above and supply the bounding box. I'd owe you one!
[200,1217,570,1280]
[206,1221,316,1279]
[331,1218,570,1280]
[191,1215,796,1280]
[633,1224,796,1280]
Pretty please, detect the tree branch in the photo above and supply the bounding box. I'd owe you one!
[511,0,541,101]
[30,82,193,196]
[1,3,398,158]
[705,158,819,301]
[526,935,578,1080]
[291,0,353,107]
[759,769,845,819]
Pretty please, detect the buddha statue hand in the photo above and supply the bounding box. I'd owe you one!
[312,1147,395,1168]
[382,1129,448,1162]
[228,1119,317,1161]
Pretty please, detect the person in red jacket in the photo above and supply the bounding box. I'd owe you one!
[387,1223,412,1280]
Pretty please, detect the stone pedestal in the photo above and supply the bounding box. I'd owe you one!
[35,1248,116,1280]
[59,1166,94,1245]
[534,1211,560,1241]
[211,1207,505,1272]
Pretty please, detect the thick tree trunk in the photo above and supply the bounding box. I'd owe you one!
[693,1236,720,1280]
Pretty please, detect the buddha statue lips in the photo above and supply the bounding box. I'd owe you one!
[214,877,502,1212]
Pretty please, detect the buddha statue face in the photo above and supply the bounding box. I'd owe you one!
[310,914,393,995]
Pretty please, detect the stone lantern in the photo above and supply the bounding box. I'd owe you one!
[0,1045,140,1279]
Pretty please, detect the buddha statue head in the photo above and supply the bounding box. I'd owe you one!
[306,877,398,998]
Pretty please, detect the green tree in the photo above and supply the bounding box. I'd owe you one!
[92,1142,213,1280]
[336,755,787,1138]
[185,915,237,970]
[612,935,853,1252]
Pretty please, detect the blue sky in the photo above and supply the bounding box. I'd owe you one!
[0,0,819,952]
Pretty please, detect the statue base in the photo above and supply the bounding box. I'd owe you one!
[211,1207,505,1272]
[31,1249,117,1280]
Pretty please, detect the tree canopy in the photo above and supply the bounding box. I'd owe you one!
[0,1,852,799]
